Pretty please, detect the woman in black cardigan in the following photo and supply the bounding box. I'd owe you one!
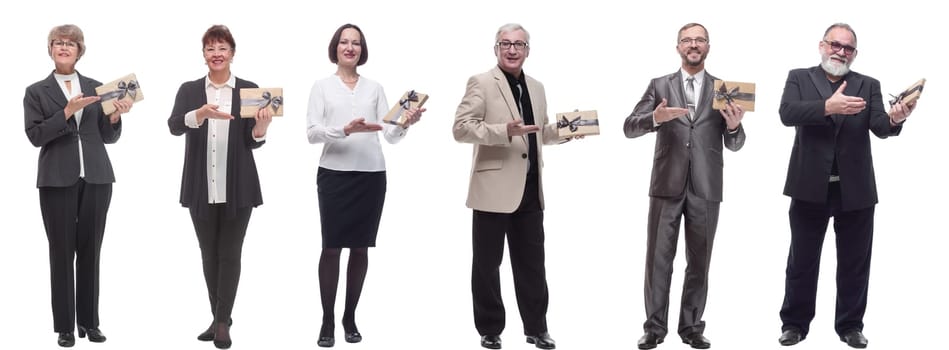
[167,24,273,350]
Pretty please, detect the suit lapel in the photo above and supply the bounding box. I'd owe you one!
[667,72,689,124]
[77,73,100,130]
[807,67,844,132]
[42,73,69,110]
[695,72,715,122]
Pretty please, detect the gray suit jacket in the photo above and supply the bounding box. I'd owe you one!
[623,70,745,202]
[24,72,122,188]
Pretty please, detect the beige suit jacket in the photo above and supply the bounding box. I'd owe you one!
[453,66,559,213]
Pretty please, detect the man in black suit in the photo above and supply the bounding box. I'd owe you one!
[777,23,915,349]
[623,23,745,350]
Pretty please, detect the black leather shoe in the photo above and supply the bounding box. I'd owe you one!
[779,329,804,346]
[682,333,710,349]
[638,332,664,349]
[481,335,502,349]
[840,330,868,349]
[198,318,232,341]
[57,332,75,348]
[78,326,106,343]
[345,331,362,343]
[318,322,335,347]
[525,332,556,349]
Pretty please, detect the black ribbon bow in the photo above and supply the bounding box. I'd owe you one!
[99,80,139,101]
[714,83,755,105]
[888,83,924,106]
[399,90,419,110]
[557,114,599,132]
[242,91,283,112]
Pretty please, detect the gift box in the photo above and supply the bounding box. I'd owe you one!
[383,90,428,127]
[711,80,755,112]
[555,110,599,138]
[95,73,143,115]
[239,88,283,118]
[889,78,925,106]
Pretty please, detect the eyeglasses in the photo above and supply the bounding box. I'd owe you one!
[823,40,856,55]
[496,41,529,51]
[51,40,78,49]
[679,37,708,45]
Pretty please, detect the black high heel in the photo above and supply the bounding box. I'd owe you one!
[77,326,107,343]
[213,321,232,349]
[317,323,335,348]
[198,318,232,341]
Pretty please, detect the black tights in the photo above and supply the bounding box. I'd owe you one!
[319,248,368,336]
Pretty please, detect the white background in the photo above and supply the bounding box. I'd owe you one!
[1,0,944,349]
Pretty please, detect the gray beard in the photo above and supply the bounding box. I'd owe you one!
[821,59,850,77]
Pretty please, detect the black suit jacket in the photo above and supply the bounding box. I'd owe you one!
[624,70,746,202]
[780,66,902,211]
[168,76,264,218]
[24,72,122,187]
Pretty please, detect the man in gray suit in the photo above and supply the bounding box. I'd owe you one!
[623,23,746,350]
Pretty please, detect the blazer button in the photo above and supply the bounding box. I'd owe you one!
[521,153,528,159]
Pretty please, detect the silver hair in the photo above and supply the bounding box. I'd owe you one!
[495,23,530,43]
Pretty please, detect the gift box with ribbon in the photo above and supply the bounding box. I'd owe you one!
[239,88,283,118]
[555,110,599,138]
[95,73,143,115]
[711,80,755,112]
[383,90,428,127]
[889,78,925,107]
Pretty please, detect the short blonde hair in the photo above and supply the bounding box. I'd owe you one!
[47,24,85,60]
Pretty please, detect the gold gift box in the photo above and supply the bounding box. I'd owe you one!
[712,80,755,112]
[555,110,599,138]
[383,90,428,127]
[95,73,143,115]
[239,88,283,118]
[889,78,925,106]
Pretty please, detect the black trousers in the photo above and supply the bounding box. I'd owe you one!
[39,179,113,333]
[189,204,252,324]
[472,176,548,336]
[781,182,874,336]
[642,180,720,338]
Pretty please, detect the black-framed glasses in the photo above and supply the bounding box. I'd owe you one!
[50,40,78,49]
[496,41,529,51]
[679,37,708,45]
[823,40,856,55]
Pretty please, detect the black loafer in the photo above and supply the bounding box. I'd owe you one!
[682,333,710,349]
[779,329,804,346]
[345,331,362,343]
[481,335,502,349]
[840,330,868,349]
[638,332,664,349]
[57,332,75,348]
[78,326,106,343]
[525,332,556,349]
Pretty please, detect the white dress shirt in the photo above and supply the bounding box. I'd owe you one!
[306,74,407,172]
[54,72,84,178]
[681,68,706,107]
[184,74,266,204]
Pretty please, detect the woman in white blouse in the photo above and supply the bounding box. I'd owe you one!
[306,23,424,348]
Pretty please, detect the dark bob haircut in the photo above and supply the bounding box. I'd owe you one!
[328,23,367,66]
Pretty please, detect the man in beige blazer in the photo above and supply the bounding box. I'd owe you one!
[453,23,562,350]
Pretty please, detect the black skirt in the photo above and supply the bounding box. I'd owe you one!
[317,167,387,248]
